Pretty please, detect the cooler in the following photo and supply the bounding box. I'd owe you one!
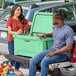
[13,12,53,57]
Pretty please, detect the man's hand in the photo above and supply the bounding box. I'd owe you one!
[45,52,56,57]
[39,34,47,39]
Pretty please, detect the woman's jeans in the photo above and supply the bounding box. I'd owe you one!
[8,42,20,70]
[29,48,69,76]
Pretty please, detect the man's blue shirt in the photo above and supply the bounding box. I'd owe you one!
[52,25,74,58]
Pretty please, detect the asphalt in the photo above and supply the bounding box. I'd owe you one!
[20,68,42,76]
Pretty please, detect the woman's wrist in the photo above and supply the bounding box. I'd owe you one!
[14,32,17,35]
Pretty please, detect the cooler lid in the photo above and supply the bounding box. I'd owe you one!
[30,12,53,35]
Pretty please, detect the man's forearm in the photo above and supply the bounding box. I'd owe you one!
[54,44,73,55]
[39,33,53,39]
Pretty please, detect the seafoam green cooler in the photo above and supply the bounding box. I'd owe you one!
[13,12,53,57]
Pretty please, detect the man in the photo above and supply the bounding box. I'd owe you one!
[29,9,74,76]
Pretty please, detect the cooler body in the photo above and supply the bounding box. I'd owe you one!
[14,35,53,57]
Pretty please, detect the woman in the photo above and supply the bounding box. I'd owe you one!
[7,4,31,70]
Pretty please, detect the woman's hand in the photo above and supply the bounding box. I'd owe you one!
[28,22,32,26]
[16,29,23,35]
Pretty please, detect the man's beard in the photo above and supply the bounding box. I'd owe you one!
[53,22,58,25]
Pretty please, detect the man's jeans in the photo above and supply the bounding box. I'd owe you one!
[8,42,20,70]
[29,48,69,76]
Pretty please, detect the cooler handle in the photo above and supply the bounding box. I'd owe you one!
[25,40,30,42]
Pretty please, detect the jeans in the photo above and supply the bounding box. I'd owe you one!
[8,42,20,70]
[29,48,69,76]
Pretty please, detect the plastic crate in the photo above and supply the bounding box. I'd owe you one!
[13,12,53,57]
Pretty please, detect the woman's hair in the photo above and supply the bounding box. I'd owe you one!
[10,4,26,26]
[53,9,67,20]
